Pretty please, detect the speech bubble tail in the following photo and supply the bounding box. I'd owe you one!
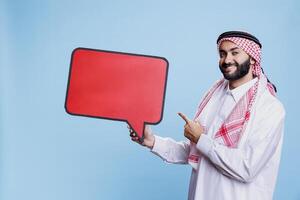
[128,120,145,141]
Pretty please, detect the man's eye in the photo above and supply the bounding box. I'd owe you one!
[219,53,226,58]
[232,52,239,56]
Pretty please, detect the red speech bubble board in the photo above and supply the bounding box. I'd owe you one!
[65,48,168,141]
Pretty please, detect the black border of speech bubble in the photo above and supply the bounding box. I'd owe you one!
[64,47,169,142]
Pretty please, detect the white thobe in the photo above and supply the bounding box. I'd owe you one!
[151,78,285,200]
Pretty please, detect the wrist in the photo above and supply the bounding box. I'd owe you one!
[146,134,155,149]
[195,133,201,143]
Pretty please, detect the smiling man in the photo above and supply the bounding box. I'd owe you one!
[129,31,285,200]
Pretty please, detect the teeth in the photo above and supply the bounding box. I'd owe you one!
[224,66,235,72]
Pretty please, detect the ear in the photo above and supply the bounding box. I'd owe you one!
[250,57,255,65]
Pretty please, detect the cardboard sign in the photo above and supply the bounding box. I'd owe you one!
[65,48,168,141]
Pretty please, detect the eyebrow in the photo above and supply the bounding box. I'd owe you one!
[219,47,240,53]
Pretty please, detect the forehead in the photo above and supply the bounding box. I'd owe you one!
[219,40,240,51]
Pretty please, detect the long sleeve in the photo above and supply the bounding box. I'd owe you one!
[150,135,190,164]
[196,100,285,183]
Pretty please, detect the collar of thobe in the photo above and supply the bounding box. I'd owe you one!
[225,77,258,103]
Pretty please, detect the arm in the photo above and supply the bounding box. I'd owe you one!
[129,125,190,164]
[196,102,285,182]
[151,135,190,164]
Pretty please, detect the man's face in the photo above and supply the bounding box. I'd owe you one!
[218,41,253,80]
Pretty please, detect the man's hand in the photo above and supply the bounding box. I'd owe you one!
[128,125,155,149]
[178,112,204,143]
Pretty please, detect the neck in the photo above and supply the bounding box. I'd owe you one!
[228,72,254,90]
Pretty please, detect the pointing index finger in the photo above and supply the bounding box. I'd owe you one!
[178,112,191,124]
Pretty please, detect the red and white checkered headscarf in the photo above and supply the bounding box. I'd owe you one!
[188,36,276,170]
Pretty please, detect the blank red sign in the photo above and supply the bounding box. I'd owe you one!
[65,48,168,140]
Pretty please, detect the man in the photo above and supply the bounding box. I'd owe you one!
[129,31,285,200]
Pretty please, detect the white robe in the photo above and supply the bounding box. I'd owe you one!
[151,78,285,200]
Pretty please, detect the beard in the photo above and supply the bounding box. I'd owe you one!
[219,58,251,80]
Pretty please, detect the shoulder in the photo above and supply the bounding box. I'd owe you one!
[255,89,286,120]
[248,90,286,141]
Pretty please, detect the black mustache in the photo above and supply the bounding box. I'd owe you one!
[222,63,238,68]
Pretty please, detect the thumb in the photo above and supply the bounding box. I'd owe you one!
[144,125,151,134]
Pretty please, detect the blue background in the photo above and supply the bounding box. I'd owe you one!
[1,0,299,199]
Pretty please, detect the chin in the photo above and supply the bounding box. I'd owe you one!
[223,74,237,81]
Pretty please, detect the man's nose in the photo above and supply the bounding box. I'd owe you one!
[224,54,233,64]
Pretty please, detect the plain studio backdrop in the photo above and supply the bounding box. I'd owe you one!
[1,0,299,199]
